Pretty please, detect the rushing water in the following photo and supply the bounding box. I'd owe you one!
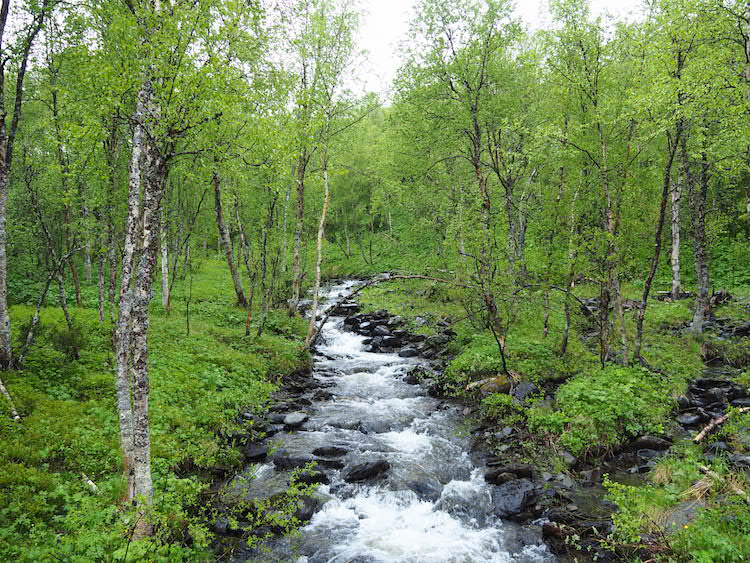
[237,281,554,563]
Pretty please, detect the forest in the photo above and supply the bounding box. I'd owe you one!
[2,0,750,560]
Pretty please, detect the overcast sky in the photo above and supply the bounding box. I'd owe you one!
[356,0,645,96]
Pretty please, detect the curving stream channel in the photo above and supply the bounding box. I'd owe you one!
[234,281,555,562]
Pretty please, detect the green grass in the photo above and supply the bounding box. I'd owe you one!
[0,258,309,561]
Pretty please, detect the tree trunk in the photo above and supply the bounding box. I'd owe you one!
[691,152,710,336]
[633,130,680,363]
[160,208,170,312]
[306,152,331,348]
[213,171,247,308]
[670,179,682,298]
[114,79,149,512]
[290,150,308,315]
[97,246,105,323]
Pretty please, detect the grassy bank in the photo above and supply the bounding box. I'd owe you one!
[0,259,308,561]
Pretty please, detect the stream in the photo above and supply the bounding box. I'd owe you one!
[232,281,554,563]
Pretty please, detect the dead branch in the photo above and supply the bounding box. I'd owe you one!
[693,407,750,443]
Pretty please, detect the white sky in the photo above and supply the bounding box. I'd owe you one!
[356,0,645,96]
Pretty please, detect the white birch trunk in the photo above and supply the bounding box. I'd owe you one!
[306,152,331,347]
[160,208,169,312]
[670,181,681,298]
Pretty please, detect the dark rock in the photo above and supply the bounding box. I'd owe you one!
[268,413,287,424]
[491,479,537,518]
[295,470,330,486]
[731,398,750,408]
[631,435,672,450]
[343,460,390,482]
[270,451,316,470]
[403,373,419,385]
[511,382,538,405]
[485,470,517,485]
[294,493,327,522]
[371,336,384,347]
[382,336,402,347]
[710,290,732,307]
[406,477,443,501]
[637,449,664,460]
[358,321,374,334]
[729,454,750,468]
[242,443,268,462]
[373,325,392,337]
[343,316,359,327]
[676,412,704,426]
[487,463,534,479]
[284,412,308,429]
[312,445,349,457]
[398,347,419,358]
[315,457,346,470]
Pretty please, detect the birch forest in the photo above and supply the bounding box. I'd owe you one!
[2,0,750,561]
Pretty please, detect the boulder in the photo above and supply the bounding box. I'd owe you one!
[270,451,316,470]
[242,443,268,462]
[373,325,392,337]
[283,412,308,429]
[676,412,704,426]
[342,459,390,482]
[491,479,537,518]
[484,470,517,485]
[398,347,419,358]
[312,445,349,457]
[631,435,671,450]
[479,375,511,394]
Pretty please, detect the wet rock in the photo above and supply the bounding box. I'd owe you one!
[284,412,308,429]
[343,316,359,328]
[382,335,402,347]
[270,451,316,470]
[269,413,287,424]
[398,347,419,358]
[676,412,704,426]
[631,435,672,450]
[312,445,349,457]
[242,443,268,462]
[491,479,537,518]
[485,470,517,485]
[405,477,443,501]
[486,463,534,480]
[731,398,750,408]
[342,459,390,482]
[373,325,392,337]
[511,382,538,405]
[294,492,330,522]
[295,470,330,486]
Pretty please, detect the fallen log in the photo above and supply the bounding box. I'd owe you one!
[693,407,750,443]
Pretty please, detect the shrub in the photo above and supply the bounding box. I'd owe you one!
[538,366,673,455]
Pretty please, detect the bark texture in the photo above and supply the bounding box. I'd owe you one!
[213,171,247,308]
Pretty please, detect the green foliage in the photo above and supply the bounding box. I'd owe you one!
[0,261,308,560]
[539,366,673,455]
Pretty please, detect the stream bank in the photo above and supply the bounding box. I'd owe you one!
[214,280,554,562]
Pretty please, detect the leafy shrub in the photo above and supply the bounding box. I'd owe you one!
[536,366,672,455]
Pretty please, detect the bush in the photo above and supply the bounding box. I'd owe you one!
[536,366,673,455]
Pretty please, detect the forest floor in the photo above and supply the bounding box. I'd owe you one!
[0,258,309,561]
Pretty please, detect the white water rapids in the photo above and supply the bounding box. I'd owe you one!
[237,281,555,562]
